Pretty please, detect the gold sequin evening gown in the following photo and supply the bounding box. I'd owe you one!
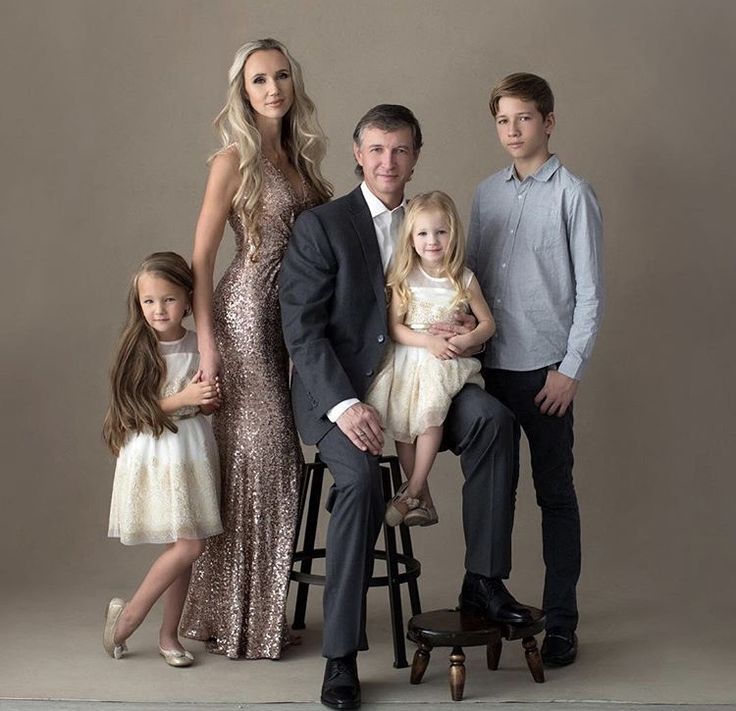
[180,157,320,659]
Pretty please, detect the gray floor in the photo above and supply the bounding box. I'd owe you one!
[2,704,736,710]
[1,580,735,706]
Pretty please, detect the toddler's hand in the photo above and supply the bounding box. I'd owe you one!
[427,334,460,360]
[448,334,470,353]
[182,370,221,407]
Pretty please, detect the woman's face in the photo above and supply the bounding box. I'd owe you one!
[242,49,294,121]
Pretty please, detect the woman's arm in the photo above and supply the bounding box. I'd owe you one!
[191,149,240,381]
[449,277,496,352]
[388,289,460,360]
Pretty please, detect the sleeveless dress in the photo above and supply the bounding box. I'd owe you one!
[366,266,484,443]
[180,157,320,659]
[108,330,223,545]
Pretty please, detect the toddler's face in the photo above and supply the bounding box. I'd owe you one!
[412,209,451,270]
[137,274,189,341]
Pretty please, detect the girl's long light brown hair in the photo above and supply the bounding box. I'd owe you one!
[213,38,333,260]
[102,252,193,456]
[387,191,469,316]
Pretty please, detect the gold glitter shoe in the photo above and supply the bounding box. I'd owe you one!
[384,482,420,527]
[403,502,439,527]
[159,646,194,667]
[103,597,128,659]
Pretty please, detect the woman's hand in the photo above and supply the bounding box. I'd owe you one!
[198,349,222,383]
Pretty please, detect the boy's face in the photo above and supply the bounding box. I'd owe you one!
[494,97,554,165]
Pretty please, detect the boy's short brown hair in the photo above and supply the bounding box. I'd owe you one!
[489,73,555,118]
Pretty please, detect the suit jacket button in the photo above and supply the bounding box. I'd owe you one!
[366,369,374,377]
[377,334,385,343]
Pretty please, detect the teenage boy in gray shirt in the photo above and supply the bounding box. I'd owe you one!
[466,73,604,667]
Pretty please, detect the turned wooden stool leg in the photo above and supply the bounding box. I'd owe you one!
[410,641,431,684]
[522,636,545,683]
[487,637,502,670]
[448,646,466,701]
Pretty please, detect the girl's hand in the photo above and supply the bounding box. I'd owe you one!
[181,370,221,407]
[448,333,471,353]
[199,349,222,383]
[426,334,460,360]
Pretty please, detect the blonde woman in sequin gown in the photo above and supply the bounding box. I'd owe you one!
[179,39,332,659]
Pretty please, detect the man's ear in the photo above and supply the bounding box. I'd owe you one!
[352,141,364,167]
[544,112,556,136]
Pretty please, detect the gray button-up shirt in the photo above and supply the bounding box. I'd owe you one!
[467,155,604,380]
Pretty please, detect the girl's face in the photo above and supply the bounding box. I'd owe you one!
[411,209,452,271]
[137,274,189,341]
[243,49,294,122]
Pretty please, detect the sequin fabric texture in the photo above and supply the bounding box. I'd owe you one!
[180,158,320,659]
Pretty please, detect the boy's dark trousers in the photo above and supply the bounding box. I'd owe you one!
[484,366,580,632]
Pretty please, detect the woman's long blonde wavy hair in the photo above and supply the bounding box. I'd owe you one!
[213,38,333,260]
[387,191,469,316]
[103,252,193,456]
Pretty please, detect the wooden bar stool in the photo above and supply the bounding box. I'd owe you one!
[407,606,546,701]
[290,453,422,668]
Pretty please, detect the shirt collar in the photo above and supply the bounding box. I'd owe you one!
[504,154,561,183]
[360,181,408,219]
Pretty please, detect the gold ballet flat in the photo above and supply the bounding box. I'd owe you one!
[159,646,194,667]
[103,597,128,659]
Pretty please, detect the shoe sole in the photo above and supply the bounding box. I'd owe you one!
[319,695,361,710]
[542,652,577,667]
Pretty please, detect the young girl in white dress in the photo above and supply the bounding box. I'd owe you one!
[366,191,496,528]
[102,252,223,666]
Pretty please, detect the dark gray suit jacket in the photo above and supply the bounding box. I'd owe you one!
[279,186,390,444]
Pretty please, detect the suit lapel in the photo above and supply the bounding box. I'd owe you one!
[347,188,388,322]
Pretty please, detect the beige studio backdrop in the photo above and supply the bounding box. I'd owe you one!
[1,0,735,697]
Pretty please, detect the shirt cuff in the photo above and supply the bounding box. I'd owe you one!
[327,398,360,422]
[559,353,584,381]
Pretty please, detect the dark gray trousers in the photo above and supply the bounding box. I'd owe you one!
[316,383,516,659]
[485,367,580,631]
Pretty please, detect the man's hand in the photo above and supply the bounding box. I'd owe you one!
[429,312,483,357]
[534,370,578,417]
[427,310,476,338]
[336,402,384,455]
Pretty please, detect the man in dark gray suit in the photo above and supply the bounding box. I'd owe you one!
[280,105,532,710]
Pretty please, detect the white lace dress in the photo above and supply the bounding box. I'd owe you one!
[108,330,223,545]
[366,266,484,443]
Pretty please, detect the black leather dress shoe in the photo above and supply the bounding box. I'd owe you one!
[321,654,361,709]
[459,572,534,625]
[541,628,578,666]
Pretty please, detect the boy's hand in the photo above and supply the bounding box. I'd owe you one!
[534,370,578,417]
[426,334,460,360]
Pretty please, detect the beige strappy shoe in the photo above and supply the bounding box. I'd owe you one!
[384,482,420,527]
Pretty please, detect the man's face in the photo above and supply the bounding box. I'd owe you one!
[494,96,554,165]
[353,126,419,208]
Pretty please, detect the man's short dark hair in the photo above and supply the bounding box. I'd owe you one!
[352,104,423,177]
